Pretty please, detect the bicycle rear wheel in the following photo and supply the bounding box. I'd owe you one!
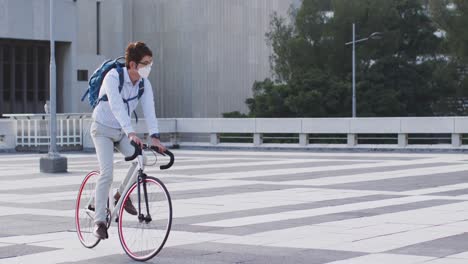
[75,171,101,248]
[118,176,172,261]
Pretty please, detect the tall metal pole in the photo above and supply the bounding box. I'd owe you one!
[40,0,66,173]
[352,23,356,118]
[49,0,58,157]
[345,27,382,118]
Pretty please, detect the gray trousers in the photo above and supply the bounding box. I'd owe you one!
[90,121,136,224]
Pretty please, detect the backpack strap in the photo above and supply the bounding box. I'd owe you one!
[116,64,124,93]
[137,79,145,99]
[130,79,145,123]
[80,89,89,102]
[81,58,114,104]
[98,71,145,123]
[97,66,125,105]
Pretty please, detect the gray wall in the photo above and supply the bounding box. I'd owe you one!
[132,0,295,117]
[0,0,295,117]
[0,0,76,42]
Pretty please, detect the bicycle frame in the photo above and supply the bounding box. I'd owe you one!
[84,143,174,226]
[85,154,145,224]
[113,154,146,222]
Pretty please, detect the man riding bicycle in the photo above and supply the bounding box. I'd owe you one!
[90,41,166,240]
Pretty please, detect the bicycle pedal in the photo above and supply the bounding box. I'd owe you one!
[115,216,119,223]
[85,209,95,220]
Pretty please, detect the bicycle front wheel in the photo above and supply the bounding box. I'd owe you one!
[75,171,101,248]
[118,176,172,261]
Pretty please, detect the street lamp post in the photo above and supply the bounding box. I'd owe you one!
[40,0,67,173]
[345,23,382,118]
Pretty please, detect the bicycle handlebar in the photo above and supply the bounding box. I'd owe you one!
[125,141,175,170]
[125,141,142,162]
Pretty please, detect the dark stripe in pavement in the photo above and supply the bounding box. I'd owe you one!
[0,214,73,236]
[169,160,375,176]
[173,194,404,226]
[244,162,460,182]
[171,184,317,200]
[1,184,82,194]
[60,241,365,264]
[158,158,281,166]
[318,170,468,192]
[0,200,76,210]
[388,232,468,257]
[0,183,309,210]
[181,199,462,236]
[0,171,85,181]
[174,153,425,161]
[427,188,468,197]
[0,244,60,259]
[0,175,205,195]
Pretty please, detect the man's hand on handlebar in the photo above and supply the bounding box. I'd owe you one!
[151,137,167,153]
[126,139,175,170]
[128,132,143,147]
[128,132,166,153]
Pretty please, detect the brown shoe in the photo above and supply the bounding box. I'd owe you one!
[93,222,108,240]
[114,191,138,215]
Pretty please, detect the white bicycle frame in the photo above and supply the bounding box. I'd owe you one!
[85,153,145,223]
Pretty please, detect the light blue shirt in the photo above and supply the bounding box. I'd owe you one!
[92,67,159,136]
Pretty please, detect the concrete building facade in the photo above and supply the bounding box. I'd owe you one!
[0,0,295,117]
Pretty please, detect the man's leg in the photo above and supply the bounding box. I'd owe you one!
[116,134,137,196]
[92,132,115,225]
[113,134,143,216]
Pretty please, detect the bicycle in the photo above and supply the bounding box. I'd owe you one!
[75,141,175,261]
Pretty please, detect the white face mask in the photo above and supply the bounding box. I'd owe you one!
[138,64,152,79]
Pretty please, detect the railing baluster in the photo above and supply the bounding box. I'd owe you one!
[21,119,24,147]
[78,118,81,145]
[67,119,70,146]
[27,119,31,147]
[34,119,38,147]
[60,119,63,146]
[73,119,77,145]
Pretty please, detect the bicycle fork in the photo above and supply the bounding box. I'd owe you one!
[137,170,152,223]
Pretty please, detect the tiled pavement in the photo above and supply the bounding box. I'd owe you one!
[2,150,468,263]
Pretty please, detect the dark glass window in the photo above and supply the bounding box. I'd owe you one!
[0,40,50,114]
[77,70,88,81]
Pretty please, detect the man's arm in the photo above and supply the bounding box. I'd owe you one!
[140,80,160,136]
[140,80,166,151]
[102,70,135,135]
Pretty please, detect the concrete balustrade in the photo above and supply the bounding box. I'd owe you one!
[0,119,16,151]
[3,115,468,151]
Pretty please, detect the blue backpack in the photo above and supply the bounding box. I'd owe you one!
[81,57,144,121]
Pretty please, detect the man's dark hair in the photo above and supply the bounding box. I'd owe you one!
[125,41,153,68]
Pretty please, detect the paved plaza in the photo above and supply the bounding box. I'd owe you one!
[2,149,468,263]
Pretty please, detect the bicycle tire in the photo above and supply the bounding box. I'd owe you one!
[118,176,172,261]
[75,171,101,248]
